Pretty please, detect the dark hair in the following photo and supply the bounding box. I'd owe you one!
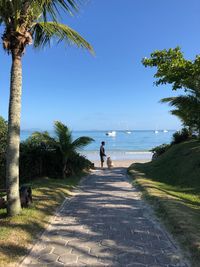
[101,141,105,145]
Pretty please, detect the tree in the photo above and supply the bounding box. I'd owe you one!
[142,47,200,91]
[142,47,200,136]
[160,94,200,135]
[32,121,94,177]
[54,121,94,177]
[0,0,93,216]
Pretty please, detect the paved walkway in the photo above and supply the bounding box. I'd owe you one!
[21,168,188,267]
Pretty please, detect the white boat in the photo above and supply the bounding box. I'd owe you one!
[126,131,132,134]
[163,129,168,133]
[154,130,159,134]
[106,131,116,137]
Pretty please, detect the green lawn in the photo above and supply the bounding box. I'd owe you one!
[0,175,83,266]
[128,140,200,267]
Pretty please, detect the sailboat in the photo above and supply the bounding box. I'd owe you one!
[163,129,168,133]
[105,131,116,137]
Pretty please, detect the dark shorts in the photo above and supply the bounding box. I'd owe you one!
[100,155,104,162]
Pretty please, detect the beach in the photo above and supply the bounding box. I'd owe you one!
[21,130,167,167]
[92,158,150,168]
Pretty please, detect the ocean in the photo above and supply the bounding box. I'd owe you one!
[21,130,175,161]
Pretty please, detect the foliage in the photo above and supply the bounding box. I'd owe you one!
[150,128,192,160]
[0,0,93,216]
[19,140,63,181]
[0,0,94,55]
[67,153,94,175]
[160,93,200,134]
[20,121,94,179]
[53,121,94,177]
[0,117,7,187]
[0,116,7,157]
[142,47,200,135]
[142,47,200,91]
[172,128,191,144]
[0,120,94,185]
[151,144,171,160]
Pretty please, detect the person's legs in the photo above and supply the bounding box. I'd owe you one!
[100,156,104,168]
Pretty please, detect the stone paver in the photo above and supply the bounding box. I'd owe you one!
[20,168,188,267]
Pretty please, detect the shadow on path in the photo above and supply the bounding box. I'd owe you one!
[21,168,188,267]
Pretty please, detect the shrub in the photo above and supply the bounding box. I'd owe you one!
[66,153,93,176]
[19,141,63,182]
[172,128,191,144]
[0,117,7,188]
[151,144,171,160]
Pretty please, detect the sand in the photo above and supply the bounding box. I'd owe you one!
[93,159,150,168]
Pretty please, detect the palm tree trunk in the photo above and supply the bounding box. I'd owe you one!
[6,50,22,216]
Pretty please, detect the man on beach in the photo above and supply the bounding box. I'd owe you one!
[100,141,106,168]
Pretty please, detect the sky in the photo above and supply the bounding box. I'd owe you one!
[1,0,200,131]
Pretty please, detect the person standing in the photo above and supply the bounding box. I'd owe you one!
[100,141,106,168]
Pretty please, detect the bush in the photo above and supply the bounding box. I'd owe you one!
[66,153,94,176]
[172,128,191,144]
[151,144,171,160]
[19,141,63,182]
[19,143,93,182]
[0,117,7,188]
[0,123,93,185]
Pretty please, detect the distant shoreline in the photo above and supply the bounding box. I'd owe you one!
[81,150,152,161]
[20,130,173,157]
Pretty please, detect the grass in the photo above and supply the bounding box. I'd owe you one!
[0,174,83,267]
[128,139,200,267]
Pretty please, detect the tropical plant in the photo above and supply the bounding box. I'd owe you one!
[0,0,93,216]
[142,47,200,91]
[0,117,7,187]
[171,128,192,145]
[142,47,200,137]
[0,116,7,158]
[160,92,200,136]
[53,121,94,177]
[151,144,171,160]
[31,121,94,177]
[20,139,62,181]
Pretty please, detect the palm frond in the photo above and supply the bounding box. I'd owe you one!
[161,95,199,109]
[54,121,73,152]
[72,136,94,150]
[30,131,56,145]
[160,97,176,104]
[36,0,80,21]
[31,21,93,53]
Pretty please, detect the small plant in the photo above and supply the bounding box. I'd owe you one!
[67,153,94,176]
[172,128,191,144]
[151,144,171,160]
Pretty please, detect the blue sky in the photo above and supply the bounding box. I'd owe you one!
[1,0,200,130]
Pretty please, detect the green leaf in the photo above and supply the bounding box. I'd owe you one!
[31,21,94,53]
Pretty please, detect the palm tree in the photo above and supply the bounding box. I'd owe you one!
[0,0,93,216]
[160,92,200,135]
[54,121,94,178]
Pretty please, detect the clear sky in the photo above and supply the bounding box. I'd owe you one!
[1,0,200,130]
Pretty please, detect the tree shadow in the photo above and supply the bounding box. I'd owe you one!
[23,168,186,266]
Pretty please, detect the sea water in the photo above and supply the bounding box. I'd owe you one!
[21,130,175,161]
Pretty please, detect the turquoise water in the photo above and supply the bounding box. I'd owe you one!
[21,130,175,160]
